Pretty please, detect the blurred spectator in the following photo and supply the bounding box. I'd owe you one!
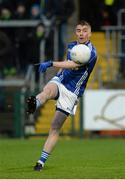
[40,0,56,19]
[39,0,56,59]
[79,0,117,30]
[0,0,75,73]
[27,23,45,64]
[54,0,75,60]
[13,2,29,19]
[13,2,30,74]
[27,23,45,81]
[103,0,117,25]
[30,3,40,19]
[39,0,75,60]
[79,0,104,31]
[0,0,14,12]
[0,8,12,20]
[0,30,16,77]
[101,9,111,26]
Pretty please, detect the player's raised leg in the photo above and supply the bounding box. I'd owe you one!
[26,83,58,114]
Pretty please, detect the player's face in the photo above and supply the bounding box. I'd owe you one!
[75,25,91,44]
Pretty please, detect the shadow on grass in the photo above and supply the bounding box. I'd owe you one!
[0,165,54,174]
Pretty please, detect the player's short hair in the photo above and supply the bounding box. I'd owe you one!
[77,20,91,30]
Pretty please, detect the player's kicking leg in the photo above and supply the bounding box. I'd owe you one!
[26,82,58,114]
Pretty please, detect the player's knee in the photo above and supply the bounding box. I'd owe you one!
[43,83,58,98]
[42,86,52,99]
[43,86,51,94]
[49,128,59,136]
[51,120,61,131]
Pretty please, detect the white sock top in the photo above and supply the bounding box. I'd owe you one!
[36,98,42,108]
[38,160,45,167]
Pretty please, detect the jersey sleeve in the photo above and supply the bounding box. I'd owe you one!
[89,48,97,64]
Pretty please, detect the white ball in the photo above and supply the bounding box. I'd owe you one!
[70,44,91,64]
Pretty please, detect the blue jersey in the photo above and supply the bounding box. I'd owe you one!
[56,41,97,97]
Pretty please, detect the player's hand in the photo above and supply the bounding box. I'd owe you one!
[38,61,53,73]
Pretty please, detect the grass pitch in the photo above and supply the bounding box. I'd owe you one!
[0,138,125,179]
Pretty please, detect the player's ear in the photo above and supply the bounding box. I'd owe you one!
[89,31,92,37]
[88,28,92,38]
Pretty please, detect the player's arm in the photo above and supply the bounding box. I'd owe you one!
[53,60,81,69]
[38,60,83,73]
[56,59,68,73]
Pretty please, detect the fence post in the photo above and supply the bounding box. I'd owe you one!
[79,97,84,137]
[13,91,23,138]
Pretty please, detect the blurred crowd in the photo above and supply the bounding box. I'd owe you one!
[79,0,125,30]
[0,0,75,78]
[79,0,125,78]
[1,0,125,78]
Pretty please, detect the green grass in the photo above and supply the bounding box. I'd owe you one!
[0,138,125,179]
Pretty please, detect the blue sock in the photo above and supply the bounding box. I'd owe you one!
[36,98,42,108]
[38,150,50,166]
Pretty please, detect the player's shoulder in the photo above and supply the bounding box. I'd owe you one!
[86,40,95,49]
[67,41,77,49]
[87,41,97,54]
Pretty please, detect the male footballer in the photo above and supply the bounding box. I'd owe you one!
[27,20,97,171]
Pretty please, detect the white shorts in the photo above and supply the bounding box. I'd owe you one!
[49,77,78,115]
